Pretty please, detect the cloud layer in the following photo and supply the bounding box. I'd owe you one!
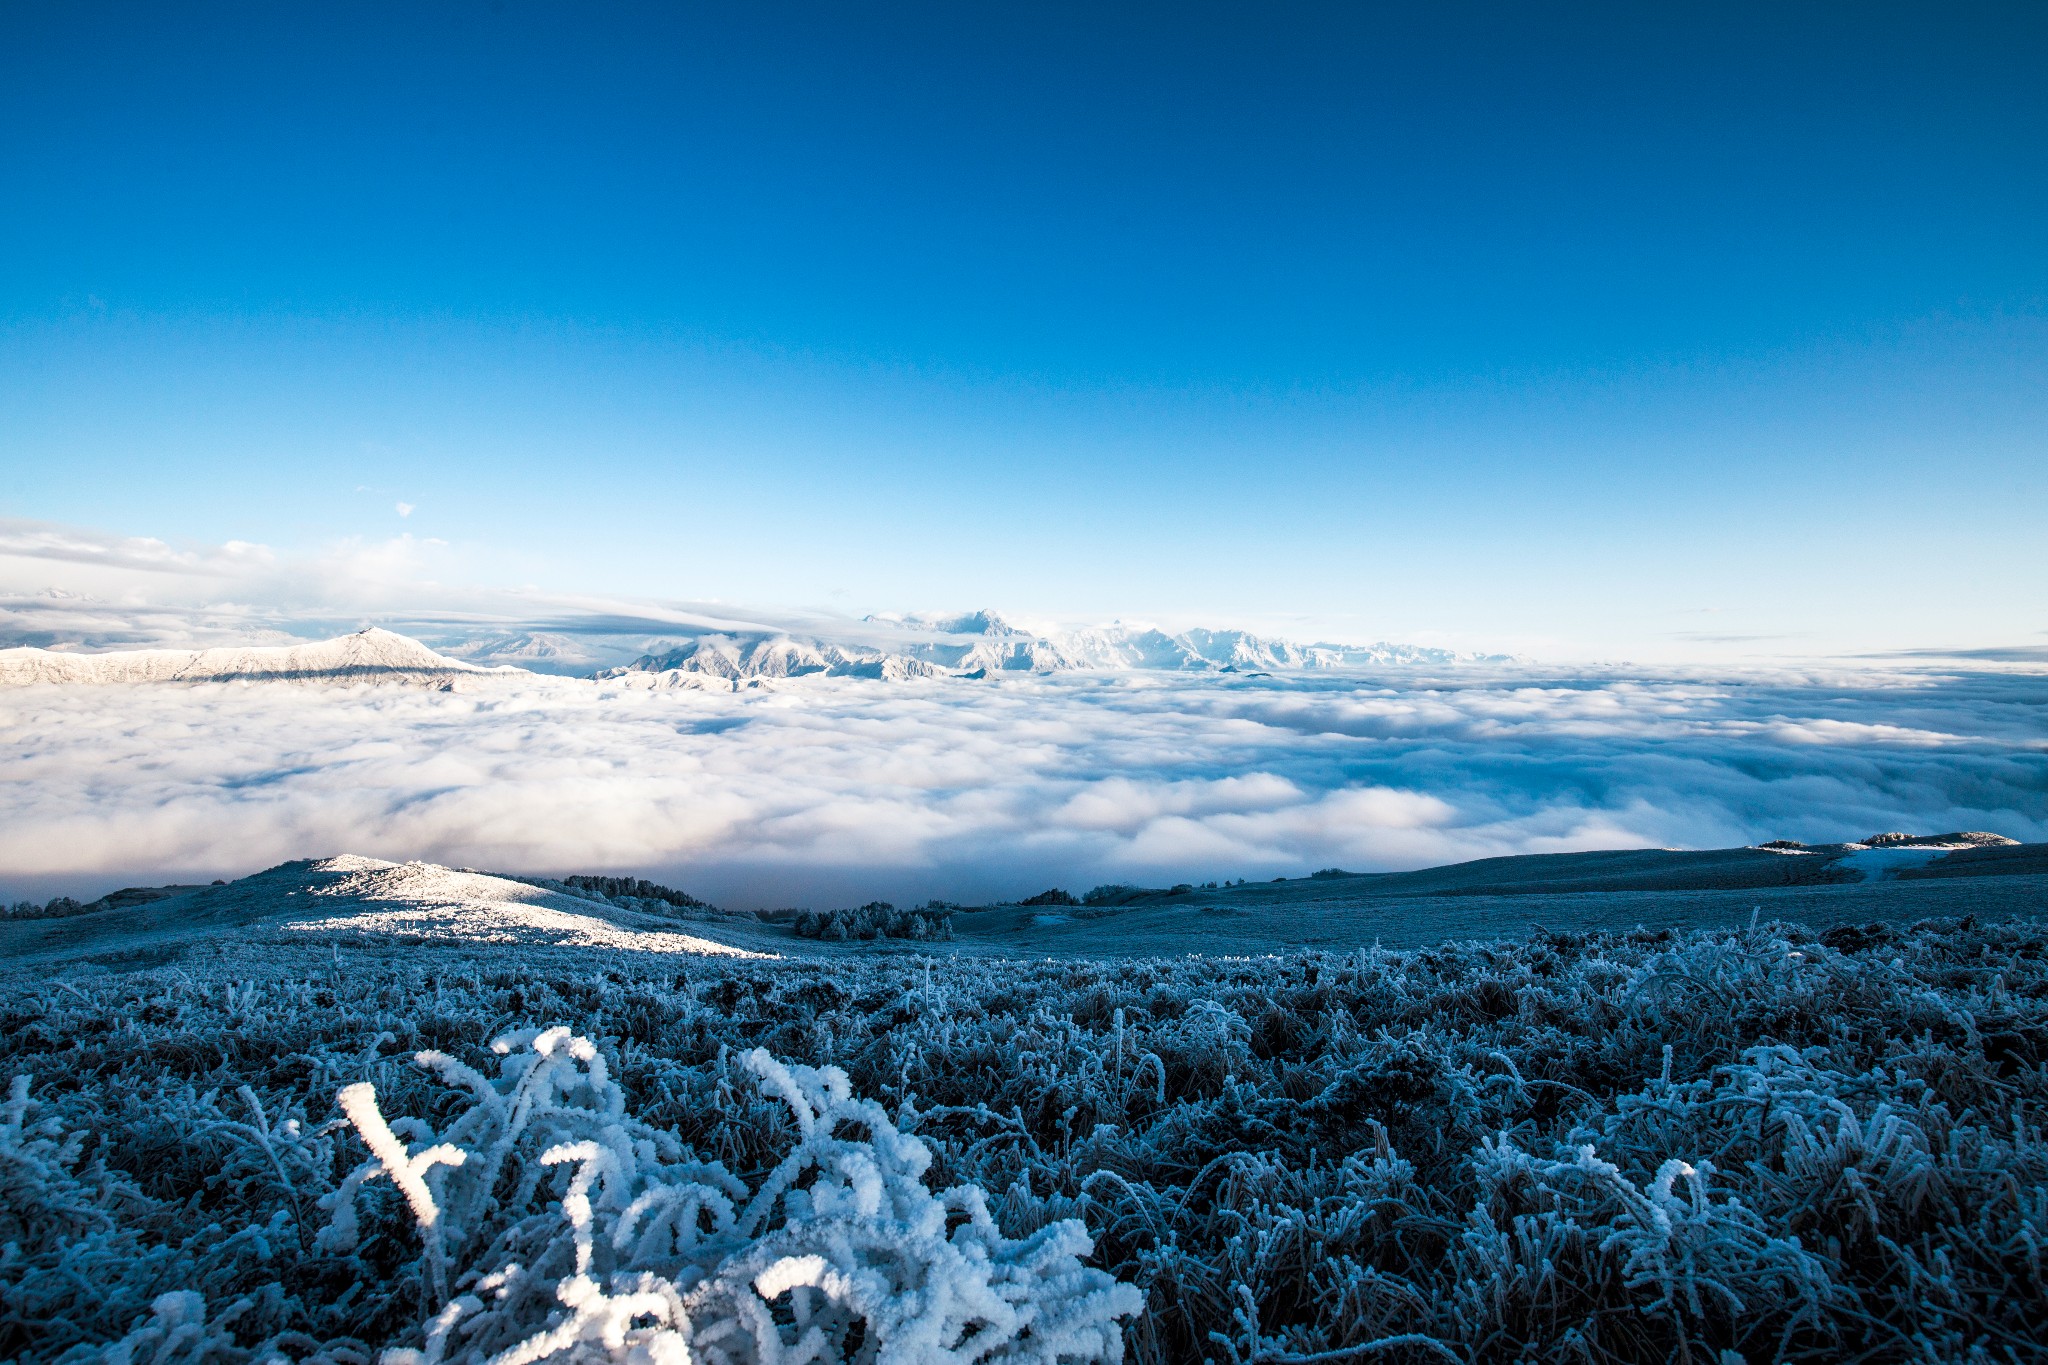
[2,664,2041,906]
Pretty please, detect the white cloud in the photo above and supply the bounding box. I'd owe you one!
[0,519,275,578]
[0,517,2039,904]
[396,502,415,518]
[0,666,2040,906]
[0,517,946,670]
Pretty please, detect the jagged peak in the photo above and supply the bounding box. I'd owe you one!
[882,608,1024,637]
[598,613,1504,686]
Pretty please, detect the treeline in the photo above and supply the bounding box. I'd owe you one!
[790,901,955,941]
[559,874,714,911]
[1,896,89,921]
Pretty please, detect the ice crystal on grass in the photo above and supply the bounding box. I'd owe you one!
[325,1029,1138,1364]
[5,914,2048,1362]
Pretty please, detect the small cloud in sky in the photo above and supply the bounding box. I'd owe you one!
[395,502,415,518]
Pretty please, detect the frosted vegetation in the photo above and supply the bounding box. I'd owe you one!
[557,878,716,916]
[790,903,957,942]
[6,914,2047,1363]
[4,896,89,920]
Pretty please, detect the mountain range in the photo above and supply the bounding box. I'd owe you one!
[0,612,1507,689]
[594,610,1506,688]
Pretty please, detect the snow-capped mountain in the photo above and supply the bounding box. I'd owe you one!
[445,631,609,674]
[599,634,949,686]
[599,610,1503,687]
[0,628,505,686]
[0,615,1503,691]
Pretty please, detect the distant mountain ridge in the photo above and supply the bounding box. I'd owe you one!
[445,631,609,670]
[0,628,500,686]
[0,614,1507,689]
[600,609,1506,687]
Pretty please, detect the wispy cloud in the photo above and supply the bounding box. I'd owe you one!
[0,518,921,665]
[1,666,2039,905]
[1876,645,2048,664]
[0,520,274,577]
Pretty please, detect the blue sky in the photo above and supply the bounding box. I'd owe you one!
[3,2,2044,658]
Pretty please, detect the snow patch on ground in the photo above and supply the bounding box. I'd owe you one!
[280,857,774,957]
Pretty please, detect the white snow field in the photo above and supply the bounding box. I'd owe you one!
[272,856,773,958]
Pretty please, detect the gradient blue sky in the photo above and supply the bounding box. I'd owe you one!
[3,2,2044,657]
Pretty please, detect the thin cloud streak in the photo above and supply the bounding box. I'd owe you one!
[0,520,275,577]
[0,518,982,666]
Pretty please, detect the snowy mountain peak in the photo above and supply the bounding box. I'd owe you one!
[601,615,1505,688]
[0,616,1503,692]
[868,608,1025,637]
[0,628,506,687]
[445,632,607,674]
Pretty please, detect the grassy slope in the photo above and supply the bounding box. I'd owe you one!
[5,845,2046,967]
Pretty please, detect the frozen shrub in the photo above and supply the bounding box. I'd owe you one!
[325,1028,1140,1363]
[0,1075,98,1249]
[1,1074,357,1364]
[87,1291,254,1365]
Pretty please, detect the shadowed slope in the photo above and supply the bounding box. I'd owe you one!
[6,838,2043,966]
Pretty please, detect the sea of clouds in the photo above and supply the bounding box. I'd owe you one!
[3,664,2042,906]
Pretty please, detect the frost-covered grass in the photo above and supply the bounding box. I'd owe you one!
[5,915,2047,1363]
